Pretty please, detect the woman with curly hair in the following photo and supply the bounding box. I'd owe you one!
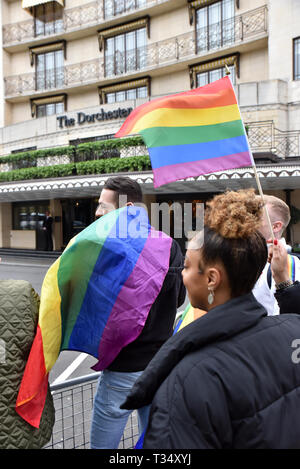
[121,189,300,449]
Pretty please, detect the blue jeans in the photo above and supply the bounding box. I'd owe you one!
[90,370,150,449]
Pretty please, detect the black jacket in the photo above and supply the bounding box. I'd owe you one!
[108,239,186,372]
[43,215,53,232]
[122,283,300,448]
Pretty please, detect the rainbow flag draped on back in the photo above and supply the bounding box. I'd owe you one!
[16,206,172,428]
[115,76,254,187]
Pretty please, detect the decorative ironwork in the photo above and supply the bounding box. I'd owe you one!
[3,0,159,45]
[4,5,267,96]
[246,121,300,159]
[196,5,267,54]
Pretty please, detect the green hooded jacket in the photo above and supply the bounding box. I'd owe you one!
[0,279,55,449]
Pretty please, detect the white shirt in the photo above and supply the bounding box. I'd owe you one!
[252,239,300,316]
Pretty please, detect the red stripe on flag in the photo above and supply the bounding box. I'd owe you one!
[15,324,48,428]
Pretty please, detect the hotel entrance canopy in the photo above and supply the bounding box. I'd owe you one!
[0,162,300,202]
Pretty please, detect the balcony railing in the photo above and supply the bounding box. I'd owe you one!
[247,121,300,159]
[3,0,158,45]
[4,5,268,98]
[196,5,267,53]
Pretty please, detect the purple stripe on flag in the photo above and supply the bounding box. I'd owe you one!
[92,229,172,371]
[152,151,253,187]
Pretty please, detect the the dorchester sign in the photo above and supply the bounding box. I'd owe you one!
[57,107,133,129]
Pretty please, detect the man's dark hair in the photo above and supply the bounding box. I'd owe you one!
[103,176,143,208]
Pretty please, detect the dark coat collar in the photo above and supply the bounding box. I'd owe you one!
[121,293,267,410]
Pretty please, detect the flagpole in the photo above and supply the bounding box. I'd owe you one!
[225,65,275,242]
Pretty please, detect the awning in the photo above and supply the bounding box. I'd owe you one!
[22,0,64,9]
[99,77,150,104]
[29,40,66,66]
[98,17,149,51]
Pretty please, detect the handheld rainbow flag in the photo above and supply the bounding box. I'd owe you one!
[16,206,172,428]
[115,76,254,187]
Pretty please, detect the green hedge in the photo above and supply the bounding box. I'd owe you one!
[0,155,152,183]
[0,136,145,166]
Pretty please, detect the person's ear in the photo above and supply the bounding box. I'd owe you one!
[206,267,222,290]
[272,221,283,235]
[126,202,134,207]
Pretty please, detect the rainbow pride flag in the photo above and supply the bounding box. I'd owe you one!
[288,254,296,281]
[174,303,207,334]
[115,76,254,187]
[16,206,172,428]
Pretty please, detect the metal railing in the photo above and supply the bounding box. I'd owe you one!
[4,5,268,98]
[2,0,161,46]
[246,121,300,159]
[44,373,139,449]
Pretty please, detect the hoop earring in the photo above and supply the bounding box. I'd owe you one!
[208,287,214,305]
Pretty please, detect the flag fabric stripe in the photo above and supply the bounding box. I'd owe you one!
[130,104,240,134]
[16,206,172,428]
[15,325,46,406]
[289,255,295,281]
[115,77,236,137]
[173,304,207,334]
[152,151,252,187]
[58,213,119,348]
[93,228,172,371]
[140,119,245,148]
[39,258,62,372]
[67,209,150,358]
[148,135,250,169]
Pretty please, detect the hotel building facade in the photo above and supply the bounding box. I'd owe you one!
[0,0,300,252]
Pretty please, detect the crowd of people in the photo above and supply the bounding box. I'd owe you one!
[1,175,300,449]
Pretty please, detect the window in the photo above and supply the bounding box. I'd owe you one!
[106,85,148,103]
[104,0,147,18]
[31,94,66,118]
[196,0,235,53]
[104,27,147,76]
[190,55,239,88]
[13,202,49,231]
[99,77,150,103]
[294,37,300,80]
[36,101,64,118]
[69,135,115,145]
[36,48,64,90]
[196,64,236,86]
[34,3,63,37]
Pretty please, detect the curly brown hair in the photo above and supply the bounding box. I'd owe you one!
[205,189,264,239]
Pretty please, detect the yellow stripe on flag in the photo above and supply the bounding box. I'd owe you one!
[131,104,241,134]
[39,236,78,371]
[39,257,62,372]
